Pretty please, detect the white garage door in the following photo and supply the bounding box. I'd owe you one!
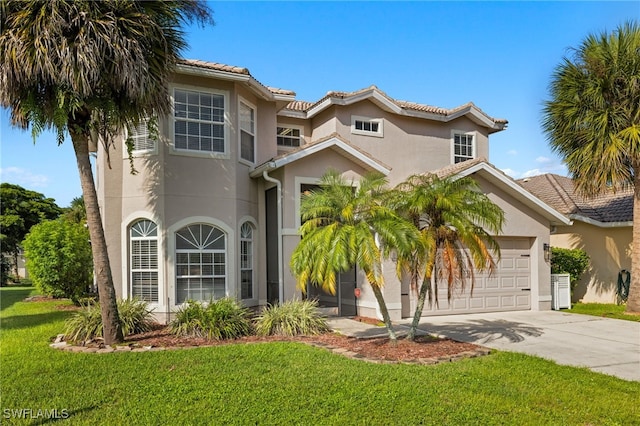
[421,237,531,316]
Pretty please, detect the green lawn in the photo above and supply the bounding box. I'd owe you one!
[566,302,640,322]
[1,287,639,425]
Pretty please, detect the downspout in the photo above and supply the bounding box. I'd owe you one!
[263,170,284,304]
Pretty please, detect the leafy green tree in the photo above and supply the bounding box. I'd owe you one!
[541,21,640,313]
[23,219,92,304]
[0,1,212,343]
[389,174,504,340]
[550,247,590,292]
[0,183,61,278]
[290,170,419,344]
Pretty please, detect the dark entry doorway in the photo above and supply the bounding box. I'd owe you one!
[301,183,357,316]
[265,187,279,305]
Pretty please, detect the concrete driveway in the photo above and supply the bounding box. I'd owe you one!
[401,311,640,382]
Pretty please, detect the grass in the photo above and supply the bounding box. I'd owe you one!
[1,286,639,425]
[566,302,640,322]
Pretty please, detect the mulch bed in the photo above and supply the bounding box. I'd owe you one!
[40,299,487,362]
[118,323,485,362]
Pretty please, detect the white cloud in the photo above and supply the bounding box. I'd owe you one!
[535,156,551,164]
[501,168,519,178]
[521,168,545,178]
[0,167,49,188]
[507,150,518,156]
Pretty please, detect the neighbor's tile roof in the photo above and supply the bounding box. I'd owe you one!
[177,59,296,96]
[518,174,633,223]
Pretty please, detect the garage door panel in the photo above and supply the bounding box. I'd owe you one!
[420,238,532,317]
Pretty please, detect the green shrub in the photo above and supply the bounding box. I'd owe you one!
[64,298,154,343]
[254,299,328,337]
[170,298,252,340]
[22,219,92,303]
[550,247,590,291]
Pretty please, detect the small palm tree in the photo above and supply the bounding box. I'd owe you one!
[0,1,212,343]
[389,174,504,340]
[290,170,418,344]
[542,21,640,313]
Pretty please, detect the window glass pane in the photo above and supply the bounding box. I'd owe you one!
[241,131,255,162]
[173,90,225,152]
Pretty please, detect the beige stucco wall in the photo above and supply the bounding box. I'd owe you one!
[551,222,631,303]
[475,174,553,310]
[308,101,490,186]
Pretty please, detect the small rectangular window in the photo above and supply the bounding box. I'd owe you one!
[277,127,302,147]
[351,116,383,137]
[453,133,475,163]
[129,121,156,152]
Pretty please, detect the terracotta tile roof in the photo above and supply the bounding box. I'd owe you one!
[178,59,249,75]
[518,174,633,223]
[429,157,490,179]
[282,86,507,125]
[177,59,295,96]
[285,100,314,111]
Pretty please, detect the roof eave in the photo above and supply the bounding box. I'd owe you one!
[569,214,632,228]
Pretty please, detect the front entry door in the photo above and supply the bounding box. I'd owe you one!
[307,267,357,316]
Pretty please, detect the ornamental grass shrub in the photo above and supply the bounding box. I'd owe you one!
[169,298,252,340]
[64,298,154,343]
[254,299,328,337]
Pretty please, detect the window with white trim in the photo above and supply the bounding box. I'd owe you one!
[174,89,225,153]
[129,219,159,302]
[453,132,475,163]
[351,116,383,137]
[277,126,302,147]
[239,101,255,162]
[240,222,253,299]
[175,224,226,303]
[129,120,156,152]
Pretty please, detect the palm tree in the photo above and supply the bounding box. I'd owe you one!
[541,21,640,313]
[0,1,212,343]
[64,196,86,225]
[389,174,504,340]
[290,170,418,344]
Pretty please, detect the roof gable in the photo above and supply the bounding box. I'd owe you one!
[250,133,391,178]
[432,159,571,226]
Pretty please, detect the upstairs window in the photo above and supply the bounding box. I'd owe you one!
[277,127,302,148]
[174,89,225,153]
[453,132,475,163]
[129,120,156,153]
[351,116,383,137]
[239,101,255,163]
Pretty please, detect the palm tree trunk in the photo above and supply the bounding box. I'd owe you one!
[369,283,397,346]
[406,273,431,341]
[626,166,640,313]
[70,129,123,344]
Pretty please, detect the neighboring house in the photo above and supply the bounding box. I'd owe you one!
[519,174,632,303]
[96,59,569,322]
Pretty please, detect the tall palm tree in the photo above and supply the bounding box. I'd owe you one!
[0,0,212,343]
[290,170,418,344]
[542,21,640,313]
[389,174,504,340]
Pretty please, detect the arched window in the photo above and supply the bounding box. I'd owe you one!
[129,219,159,302]
[240,222,254,299]
[175,224,226,303]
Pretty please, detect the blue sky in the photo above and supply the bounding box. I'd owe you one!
[1,1,638,207]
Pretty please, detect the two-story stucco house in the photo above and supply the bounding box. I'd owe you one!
[96,59,570,322]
